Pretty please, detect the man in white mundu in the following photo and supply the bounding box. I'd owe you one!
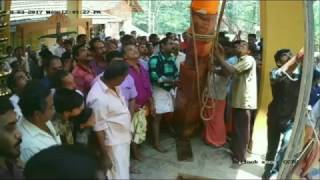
[87,61,131,179]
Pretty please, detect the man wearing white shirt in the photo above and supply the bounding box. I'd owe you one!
[173,40,186,73]
[7,70,30,122]
[91,51,137,115]
[18,81,61,163]
[53,38,66,58]
[87,60,131,179]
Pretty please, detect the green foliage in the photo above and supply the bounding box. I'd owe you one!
[132,0,319,49]
[132,0,191,35]
[132,0,259,35]
[224,1,260,34]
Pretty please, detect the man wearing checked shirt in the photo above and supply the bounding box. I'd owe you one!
[148,37,178,152]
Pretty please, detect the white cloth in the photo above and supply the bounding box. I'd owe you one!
[175,52,186,73]
[53,45,65,58]
[106,143,130,180]
[9,94,23,122]
[87,79,132,146]
[152,86,174,114]
[18,119,61,163]
[231,55,257,109]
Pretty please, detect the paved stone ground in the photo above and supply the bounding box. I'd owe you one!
[130,134,265,179]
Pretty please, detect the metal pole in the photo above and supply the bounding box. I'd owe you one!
[278,1,315,178]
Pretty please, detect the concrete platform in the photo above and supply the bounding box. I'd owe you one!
[130,134,265,179]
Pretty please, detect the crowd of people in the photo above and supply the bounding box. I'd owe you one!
[0,29,319,179]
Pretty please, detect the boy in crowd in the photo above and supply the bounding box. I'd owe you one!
[202,42,232,148]
[120,35,137,51]
[53,88,85,145]
[247,33,257,50]
[52,69,77,91]
[138,43,150,71]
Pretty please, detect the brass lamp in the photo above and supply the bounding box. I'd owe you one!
[0,53,12,97]
[0,8,12,97]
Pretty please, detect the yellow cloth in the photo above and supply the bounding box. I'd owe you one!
[191,0,219,15]
[131,109,147,144]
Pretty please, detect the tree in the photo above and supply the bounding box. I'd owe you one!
[133,0,260,36]
[133,0,191,35]
[132,0,319,50]
[223,1,260,36]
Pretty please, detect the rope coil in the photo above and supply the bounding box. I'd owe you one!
[190,0,227,121]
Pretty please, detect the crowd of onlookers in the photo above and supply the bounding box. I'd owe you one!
[0,30,189,179]
[0,29,319,179]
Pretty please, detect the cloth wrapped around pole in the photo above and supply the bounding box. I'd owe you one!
[174,0,219,138]
[191,0,219,15]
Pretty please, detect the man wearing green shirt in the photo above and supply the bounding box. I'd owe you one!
[148,37,178,152]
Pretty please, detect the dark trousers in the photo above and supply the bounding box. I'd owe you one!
[249,110,257,148]
[264,117,293,175]
[231,108,252,162]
